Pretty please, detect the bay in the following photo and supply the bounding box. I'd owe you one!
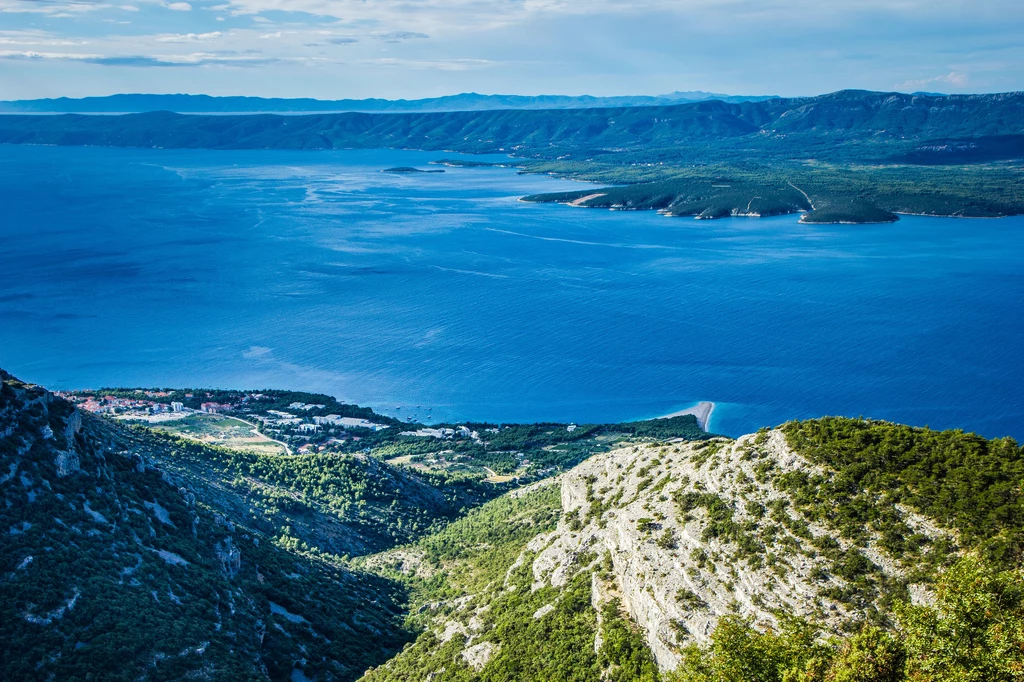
[1,145,1021,438]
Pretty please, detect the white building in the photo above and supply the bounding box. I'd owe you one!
[400,428,455,438]
[313,415,388,431]
[267,410,295,418]
[289,402,326,411]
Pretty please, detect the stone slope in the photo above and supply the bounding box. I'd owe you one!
[527,430,952,670]
[365,429,956,679]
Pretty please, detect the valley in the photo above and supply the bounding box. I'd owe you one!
[3,368,1022,680]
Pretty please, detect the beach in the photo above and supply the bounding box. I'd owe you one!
[659,401,715,431]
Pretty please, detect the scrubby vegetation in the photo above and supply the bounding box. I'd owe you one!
[782,417,1024,569]
[523,160,1024,223]
[360,486,661,682]
[670,555,1024,682]
[139,429,494,556]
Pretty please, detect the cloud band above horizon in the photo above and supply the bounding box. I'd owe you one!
[0,0,1022,99]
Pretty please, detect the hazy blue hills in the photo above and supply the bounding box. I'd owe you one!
[0,90,777,114]
[1,90,1020,158]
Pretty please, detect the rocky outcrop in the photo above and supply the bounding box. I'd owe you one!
[524,431,950,670]
[216,537,242,578]
[462,641,497,671]
[54,449,81,477]
[0,373,85,479]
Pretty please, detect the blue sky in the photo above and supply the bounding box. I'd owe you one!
[1,0,1022,99]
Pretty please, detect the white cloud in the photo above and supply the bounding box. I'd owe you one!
[156,31,223,42]
[1,0,1022,99]
[189,0,968,31]
[242,346,272,358]
[360,57,492,71]
[0,49,103,59]
[894,71,969,92]
[0,1,114,15]
[165,2,191,10]
[0,48,279,66]
[0,29,85,46]
[374,31,428,43]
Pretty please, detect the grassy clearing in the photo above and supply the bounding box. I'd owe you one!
[151,413,287,455]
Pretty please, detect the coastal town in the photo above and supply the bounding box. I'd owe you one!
[58,390,403,456]
[56,387,711,483]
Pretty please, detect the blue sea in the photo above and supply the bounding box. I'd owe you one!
[1,145,1022,438]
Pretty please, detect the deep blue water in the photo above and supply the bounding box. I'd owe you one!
[1,145,1022,438]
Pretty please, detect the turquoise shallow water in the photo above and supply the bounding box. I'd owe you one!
[1,145,1022,438]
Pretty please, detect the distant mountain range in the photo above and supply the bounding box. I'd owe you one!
[2,90,1017,152]
[1,89,1022,223]
[0,91,778,114]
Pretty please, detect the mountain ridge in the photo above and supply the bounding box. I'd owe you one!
[0,368,415,681]
[3,90,1022,151]
[358,419,1024,681]
[0,91,778,115]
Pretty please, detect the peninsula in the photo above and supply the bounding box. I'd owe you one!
[382,166,445,173]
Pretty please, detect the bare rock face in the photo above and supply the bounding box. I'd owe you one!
[0,373,85,478]
[461,641,497,671]
[216,537,242,578]
[54,449,81,477]
[64,408,82,441]
[52,407,84,476]
[526,431,950,670]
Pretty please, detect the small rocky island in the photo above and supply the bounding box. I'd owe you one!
[382,166,446,173]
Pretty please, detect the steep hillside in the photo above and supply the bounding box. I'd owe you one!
[130,430,488,558]
[360,423,1024,681]
[0,370,415,680]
